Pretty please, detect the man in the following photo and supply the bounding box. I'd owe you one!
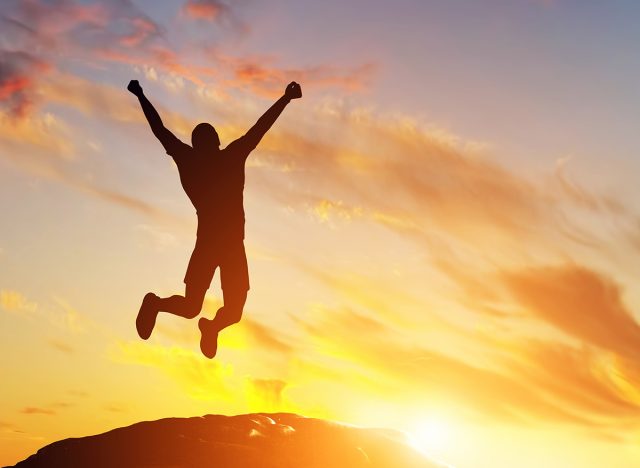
[128,79,302,358]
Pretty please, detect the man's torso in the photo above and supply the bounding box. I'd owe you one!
[169,138,253,241]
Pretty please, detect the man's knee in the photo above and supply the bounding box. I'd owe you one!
[214,303,244,327]
[225,306,243,324]
[183,298,202,319]
[184,284,206,319]
[222,288,247,323]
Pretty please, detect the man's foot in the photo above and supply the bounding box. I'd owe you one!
[198,317,219,359]
[136,293,159,340]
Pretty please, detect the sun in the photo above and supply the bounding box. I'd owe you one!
[408,417,454,456]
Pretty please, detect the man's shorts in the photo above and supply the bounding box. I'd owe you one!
[184,237,250,293]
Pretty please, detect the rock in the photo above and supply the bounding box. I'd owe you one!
[10,413,446,467]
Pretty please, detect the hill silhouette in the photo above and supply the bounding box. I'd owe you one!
[9,413,446,468]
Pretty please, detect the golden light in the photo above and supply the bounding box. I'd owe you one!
[408,416,454,457]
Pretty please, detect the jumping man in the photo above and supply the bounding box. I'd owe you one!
[128,79,302,358]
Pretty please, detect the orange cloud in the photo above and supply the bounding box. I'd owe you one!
[503,340,640,422]
[243,319,293,355]
[119,17,160,47]
[20,407,55,416]
[183,0,229,21]
[554,157,626,215]
[501,263,640,359]
[0,74,194,227]
[0,0,161,120]
[0,50,50,118]
[211,51,377,97]
[295,305,640,435]
[239,108,549,254]
[296,307,573,425]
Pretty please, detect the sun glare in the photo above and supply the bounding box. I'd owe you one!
[408,417,454,456]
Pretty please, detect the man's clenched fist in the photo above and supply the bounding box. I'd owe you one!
[284,81,302,100]
[127,80,143,96]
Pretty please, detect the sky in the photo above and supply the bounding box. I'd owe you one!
[1,0,640,466]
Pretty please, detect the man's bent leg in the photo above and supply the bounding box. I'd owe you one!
[198,241,249,358]
[213,288,248,332]
[213,240,250,332]
[197,265,248,359]
[155,283,207,319]
[198,288,246,359]
[136,284,206,341]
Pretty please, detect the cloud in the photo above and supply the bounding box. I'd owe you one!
[500,263,640,360]
[502,340,640,422]
[104,403,128,413]
[0,0,163,121]
[134,224,179,252]
[245,378,287,411]
[5,0,109,39]
[243,319,293,355]
[46,298,90,334]
[47,339,75,354]
[210,51,377,97]
[296,305,640,435]
[238,104,550,256]
[183,0,230,21]
[111,340,234,400]
[310,199,363,224]
[554,157,625,215]
[18,401,74,418]
[1,0,372,100]
[3,0,159,52]
[295,306,573,424]
[0,73,192,227]
[118,16,161,47]
[0,290,37,315]
[0,50,49,118]
[0,110,74,164]
[49,401,73,409]
[0,421,24,434]
[20,407,56,416]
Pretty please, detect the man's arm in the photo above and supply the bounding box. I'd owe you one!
[243,81,302,149]
[127,80,185,154]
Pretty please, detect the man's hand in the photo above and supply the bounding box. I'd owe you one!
[127,79,143,97]
[284,81,302,100]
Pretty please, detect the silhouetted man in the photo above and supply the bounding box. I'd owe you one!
[128,79,302,358]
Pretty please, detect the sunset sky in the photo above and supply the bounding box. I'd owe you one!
[2,1,640,466]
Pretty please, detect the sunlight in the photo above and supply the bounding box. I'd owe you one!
[408,417,454,456]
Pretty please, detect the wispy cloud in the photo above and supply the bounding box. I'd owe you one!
[20,407,56,416]
[182,0,230,21]
[111,340,234,400]
[47,339,75,354]
[295,304,640,436]
[0,50,49,118]
[0,290,37,315]
[208,50,377,97]
[501,263,640,360]
[243,319,293,355]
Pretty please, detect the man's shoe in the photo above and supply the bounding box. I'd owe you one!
[136,293,159,340]
[198,317,219,359]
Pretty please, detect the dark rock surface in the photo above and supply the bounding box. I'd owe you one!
[9,413,446,467]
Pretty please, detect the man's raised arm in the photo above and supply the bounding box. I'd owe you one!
[243,81,302,149]
[127,80,184,153]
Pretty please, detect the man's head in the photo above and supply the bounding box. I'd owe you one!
[191,122,220,151]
